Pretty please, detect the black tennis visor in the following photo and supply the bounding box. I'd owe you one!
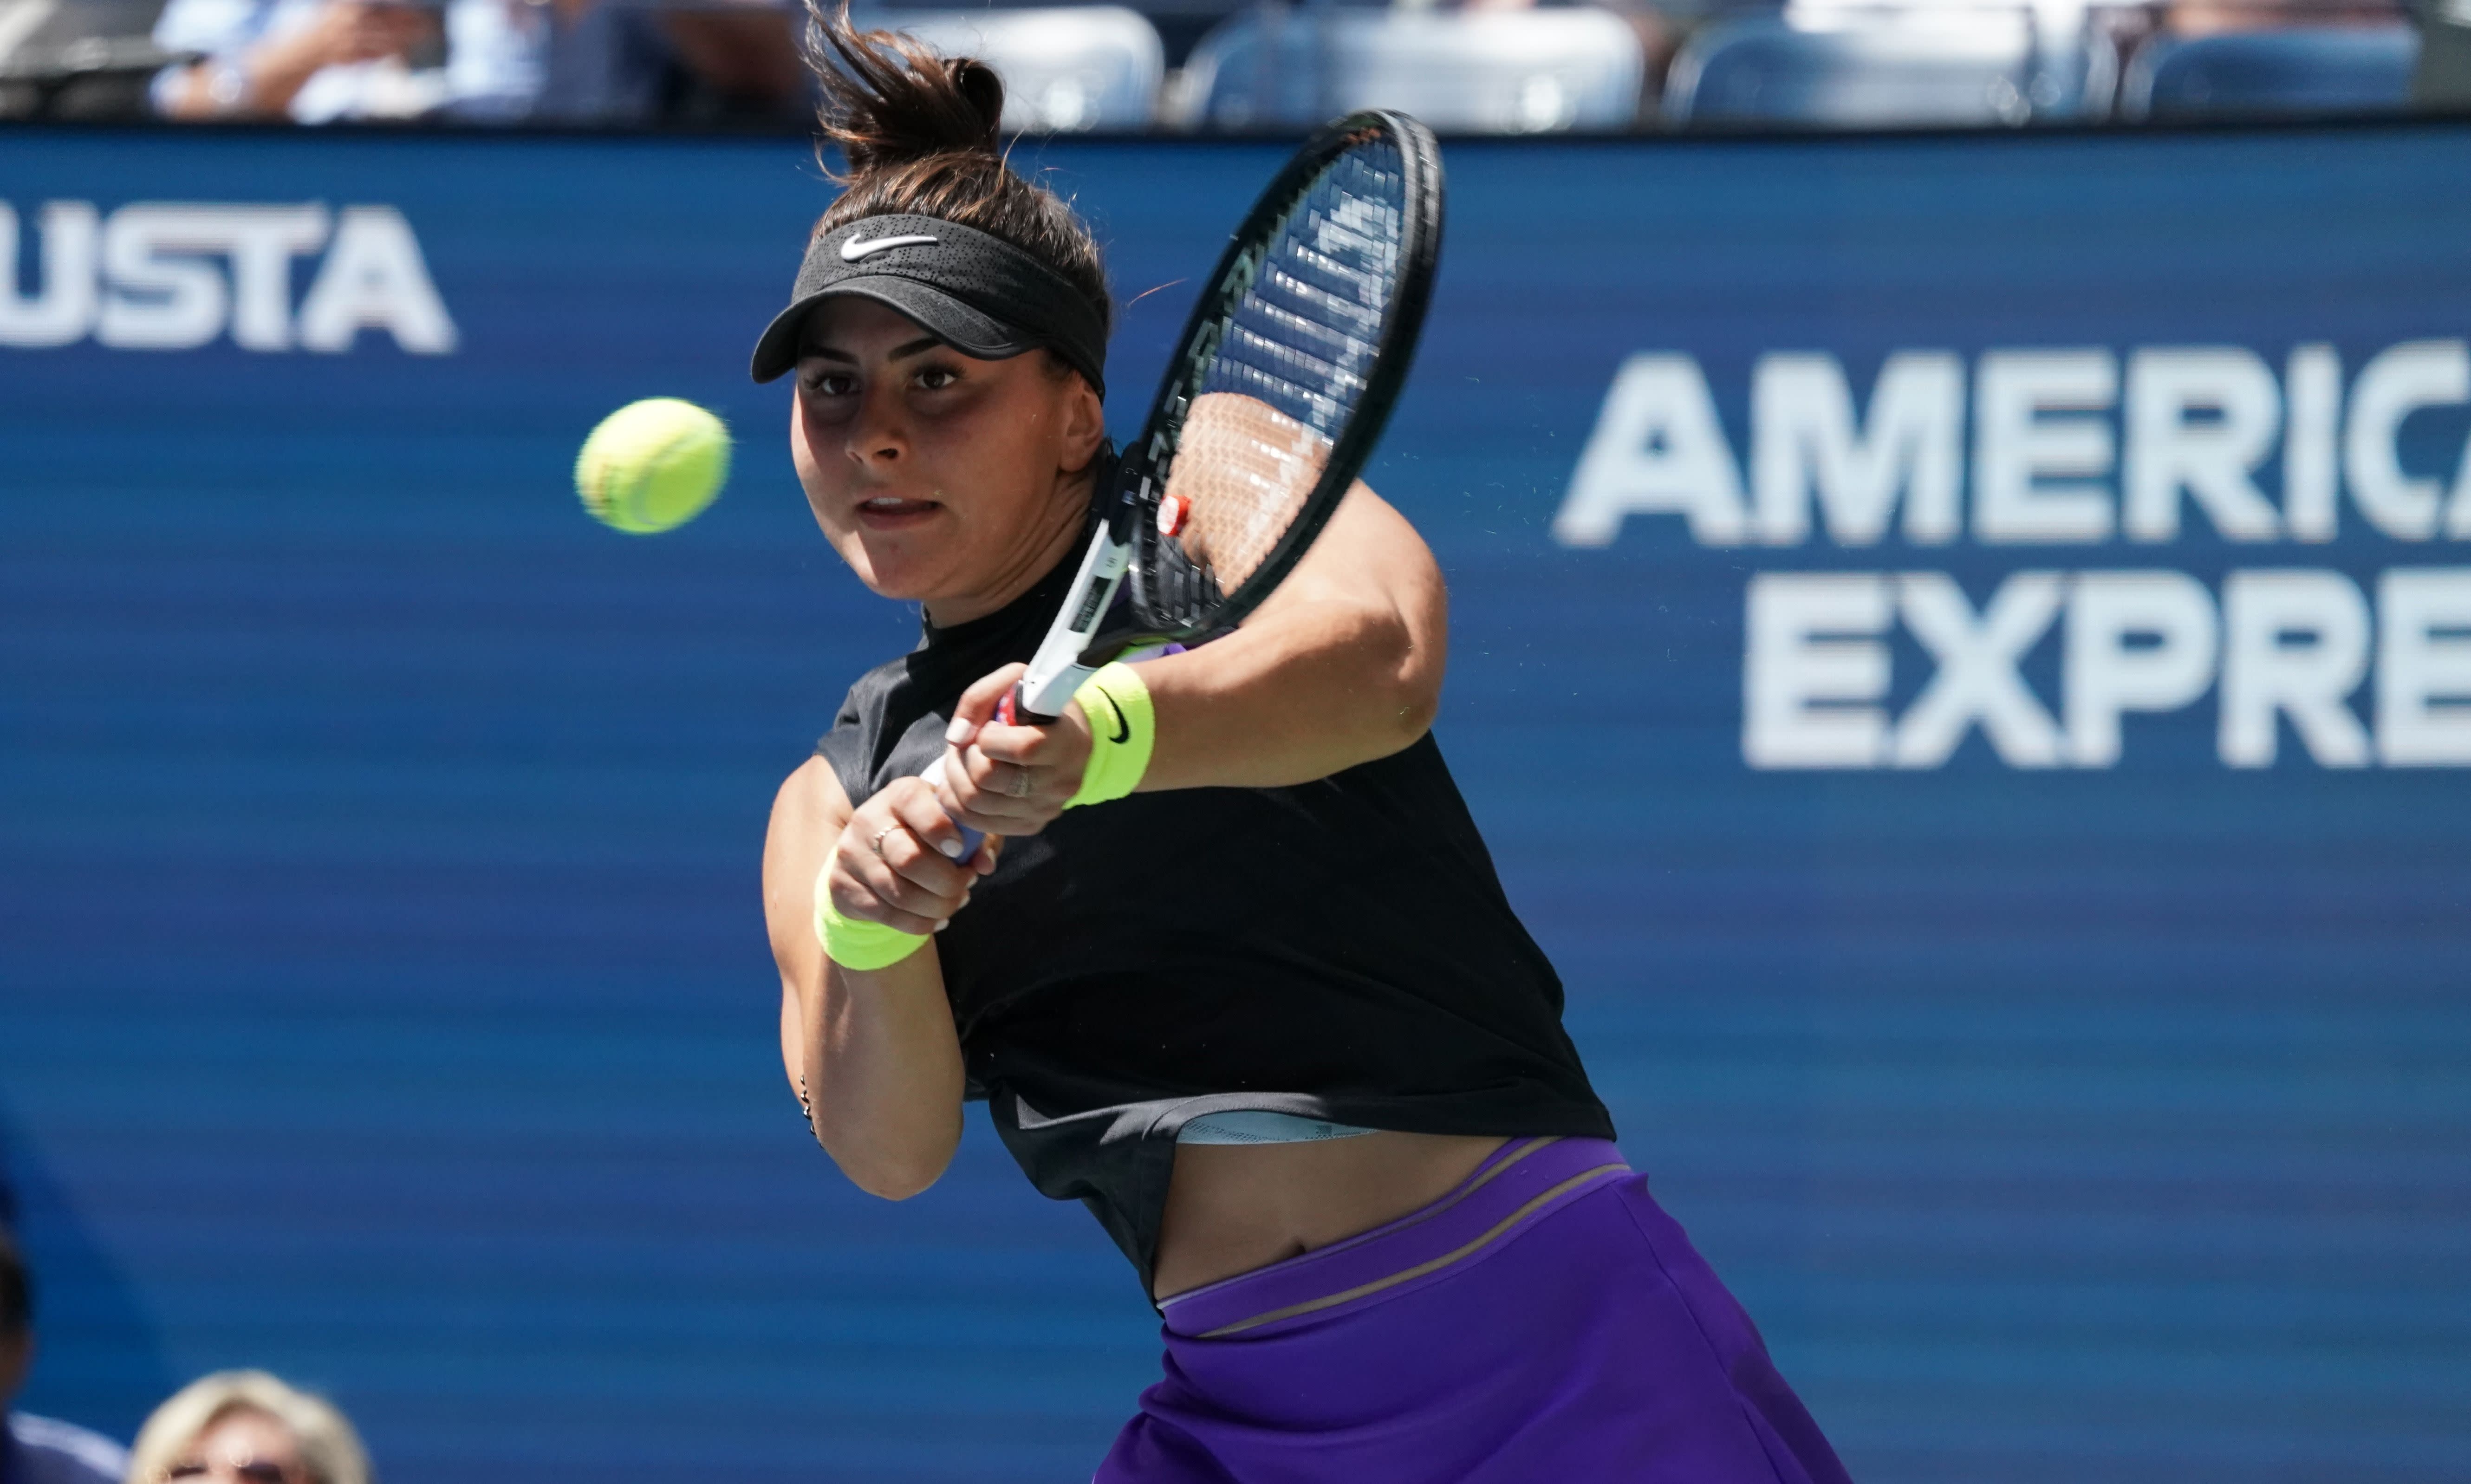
[749,213,1107,397]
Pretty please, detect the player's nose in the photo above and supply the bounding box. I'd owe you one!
[844,383,908,469]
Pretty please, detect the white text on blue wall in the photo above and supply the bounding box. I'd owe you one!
[1555,348,2471,768]
[0,200,455,354]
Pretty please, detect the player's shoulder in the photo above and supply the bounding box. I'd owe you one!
[770,755,851,837]
[832,644,936,722]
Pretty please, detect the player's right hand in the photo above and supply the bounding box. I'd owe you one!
[826,776,1000,937]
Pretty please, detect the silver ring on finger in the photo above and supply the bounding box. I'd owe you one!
[1008,765,1034,798]
[870,823,898,858]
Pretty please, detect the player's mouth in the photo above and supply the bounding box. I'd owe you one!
[854,495,943,530]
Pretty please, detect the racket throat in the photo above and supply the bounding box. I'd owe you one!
[1016,522,1132,722]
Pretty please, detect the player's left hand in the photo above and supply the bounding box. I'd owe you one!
[936,662,1094,837]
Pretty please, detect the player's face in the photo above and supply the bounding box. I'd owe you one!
[790,298,1102,619]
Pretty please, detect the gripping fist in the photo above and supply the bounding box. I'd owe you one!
[826,775,1000,937]
[932,662,1096,839]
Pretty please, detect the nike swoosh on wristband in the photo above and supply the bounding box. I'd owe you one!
[839,233,939,261]
[1097,692,1130,744]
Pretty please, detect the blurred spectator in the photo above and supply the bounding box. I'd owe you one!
[124,1373,371,1484]
[1,1233,130,1484]
[0,0,187,121]
[149,0,547,122]
[2162,0,2399,35]
[658,0,810,118]
[1496,0,1678,114]
[527,0,807,124]
[2409,0,2471,104]
[143,0,807,125]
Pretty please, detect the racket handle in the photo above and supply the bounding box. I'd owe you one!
[946,797,987,864]
[921,749,988,865]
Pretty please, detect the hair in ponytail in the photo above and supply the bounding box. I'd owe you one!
[802,3,1113,363]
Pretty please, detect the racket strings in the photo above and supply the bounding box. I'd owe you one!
[1172,394,1333,587]
[1171,139,1409,591]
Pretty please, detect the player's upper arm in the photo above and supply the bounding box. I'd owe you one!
[1260,482,1449,732]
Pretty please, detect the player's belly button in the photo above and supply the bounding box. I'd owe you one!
[1154,1133,1509,1300]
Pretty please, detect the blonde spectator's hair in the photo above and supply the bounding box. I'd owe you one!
[125,1371,373,1484]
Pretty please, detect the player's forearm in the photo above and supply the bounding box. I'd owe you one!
[1138,593,1441,791]
[801,955,964,1199]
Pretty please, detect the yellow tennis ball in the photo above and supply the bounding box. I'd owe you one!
[575,398,731,534]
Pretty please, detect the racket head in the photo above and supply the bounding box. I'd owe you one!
[1109,111,1444,650]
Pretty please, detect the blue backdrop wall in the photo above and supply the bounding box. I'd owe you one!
[3,121,2467,1484]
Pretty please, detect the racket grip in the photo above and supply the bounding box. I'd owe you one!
[919,751,988,865]
[948,799,987,864]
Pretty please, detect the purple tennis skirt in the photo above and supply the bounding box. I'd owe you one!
[1096,1136,1853,1484]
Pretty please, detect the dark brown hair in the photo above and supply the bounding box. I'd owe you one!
[0,1232,28,1338]
[803,4,1112,357]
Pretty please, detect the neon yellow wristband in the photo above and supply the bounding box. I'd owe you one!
[813,863,929,971]
[1066,660,1155,809]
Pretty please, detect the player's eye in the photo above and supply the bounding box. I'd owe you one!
[914,365,962,392]
[800,367,857,397]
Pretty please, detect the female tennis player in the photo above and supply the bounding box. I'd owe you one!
[757,14,1852,1482]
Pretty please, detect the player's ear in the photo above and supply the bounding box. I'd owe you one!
[1057,370,1105,472]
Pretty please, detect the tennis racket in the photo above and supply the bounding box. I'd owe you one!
[936,109,1444,853]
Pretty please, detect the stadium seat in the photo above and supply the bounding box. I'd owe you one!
[872,6,1164,130]
[2118,24,2417,119]
[1167,6,1644,133]
[0,0,179,119]
[1663,12,2045,128]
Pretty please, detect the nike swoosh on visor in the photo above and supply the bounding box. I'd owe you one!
[840,234,939,261]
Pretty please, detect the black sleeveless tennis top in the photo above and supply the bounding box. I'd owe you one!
[815,553,1613,1293]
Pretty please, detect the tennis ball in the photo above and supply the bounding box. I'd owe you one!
[575,397,731,534]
